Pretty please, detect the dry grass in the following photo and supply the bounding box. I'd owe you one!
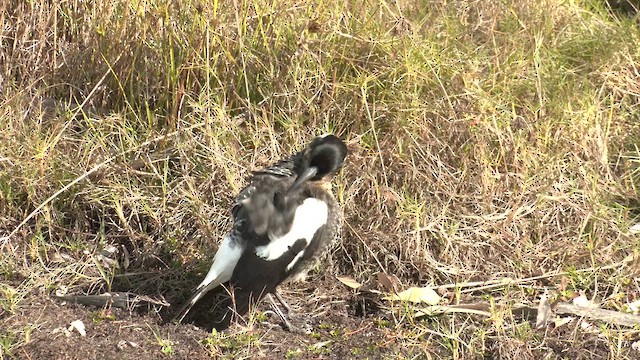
[2,0,640,358]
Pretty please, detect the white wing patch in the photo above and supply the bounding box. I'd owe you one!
[173,234,243,322]
[255,198,328,261]
[196,234,242,290]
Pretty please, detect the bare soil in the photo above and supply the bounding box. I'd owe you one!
[3,280,626,360]
[3,283,420,359]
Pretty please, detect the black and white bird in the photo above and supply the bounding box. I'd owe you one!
[173,134,348,330]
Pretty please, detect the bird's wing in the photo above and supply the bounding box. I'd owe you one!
[252,152,299,177]
[254,197,329,274]
[173,234,243,323]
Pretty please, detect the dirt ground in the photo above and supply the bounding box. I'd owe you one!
[2,278,628,360]
[3,298,413,359]
[3,279,426,359]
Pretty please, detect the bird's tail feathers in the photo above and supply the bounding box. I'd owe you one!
[172,277,225,323]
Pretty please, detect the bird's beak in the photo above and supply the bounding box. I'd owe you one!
[287,166,318,193]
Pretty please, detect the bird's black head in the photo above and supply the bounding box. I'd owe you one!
[288,134,348,193]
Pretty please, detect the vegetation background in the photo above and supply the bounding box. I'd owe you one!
[1,0,640,358]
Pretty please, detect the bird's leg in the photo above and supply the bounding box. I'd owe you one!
[266,293,294,331]
[266,292,312,334]
[273,290,292,314]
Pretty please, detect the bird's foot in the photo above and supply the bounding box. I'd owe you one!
[261,310,312,334]
[284,314,313,334]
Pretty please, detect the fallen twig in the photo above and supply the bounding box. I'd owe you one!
[53,292,170,310]
[415,304,492,317]
[435,261,629,294]
[411,301,640,328]
[555,303,640,327]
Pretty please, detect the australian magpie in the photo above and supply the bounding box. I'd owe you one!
[173,134,348,330]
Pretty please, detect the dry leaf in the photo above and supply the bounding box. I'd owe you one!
[55,285,68,297]
[536,290,551,329]
[376,272,400,292]
[573,294,597,309]
[51,327,70,336]
[310,340,332,350]
[383,287,441,305]
[51,252,74,263]
[122,244,130,270]
[553,316,573,328]
[626,299,640,315]
[69,320,86,336]
[336,276,362,289]
[117,340,140,350]
[559,276,569,292]
[580,320,595,331]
